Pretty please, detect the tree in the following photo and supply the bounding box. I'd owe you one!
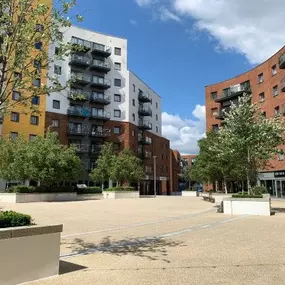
[0,0,82,116]
[218,94,285,193]
[111,149,145,187]
[89,143,115,190]
[0,131,83,186]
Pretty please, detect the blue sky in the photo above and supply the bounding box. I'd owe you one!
[70,0,284,154]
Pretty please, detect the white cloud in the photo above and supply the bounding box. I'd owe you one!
[135,0,155,7]
[130,19,138,26]
[158,6,181,22]
[162,105,206,154]
[136,0,285,64]
[173,0,285,64]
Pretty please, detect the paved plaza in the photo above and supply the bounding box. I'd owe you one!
[1,197,285,285]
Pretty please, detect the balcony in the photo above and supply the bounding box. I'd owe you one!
[138,91,152,103]
[281,78,285,92]
[89,93,111,105]
[138,136,152,145]
[279,53,285,69]
[215,82,251,102]
[67,128,86,136]
[90,110,111,121]
[90,59,111,73]
[138,105,152,116]
[90,144,103,154]
[67,107,90,118]
[70,73,90,86]
[73,144,89,153]
[71,37,91,53]
[90,76,111,89]
[90,128,111,138]
[138,119,152,130]
[68,90,89,101]
[214,108,230,120]
[69,54,90,68]
[91,43,111,57]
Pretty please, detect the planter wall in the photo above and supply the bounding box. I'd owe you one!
[0,224,63,285]
[182,191,197,197]
[103,191,140,199]
[0,193,77,203]
[77,193,103,200]
[223,198,271,216]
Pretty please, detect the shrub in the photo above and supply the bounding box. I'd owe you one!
[7,186,36,193]
[105,187,136,192]
[76,187,102,194]
[183,188,196,191]
[0,211,32,228]
[251,186,267,195]
[232,194,263,198]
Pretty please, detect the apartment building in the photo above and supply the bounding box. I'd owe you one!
[205,46,285,196]
[26,25,171,194]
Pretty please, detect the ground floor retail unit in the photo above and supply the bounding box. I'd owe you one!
[259,171,285,198]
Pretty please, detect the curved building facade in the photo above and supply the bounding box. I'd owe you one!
[205,46,285,196]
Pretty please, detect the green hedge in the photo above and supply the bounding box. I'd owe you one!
[183,189,196,191]
[0,211,32,228]
[251,186,267,195]
[105,187,136,192]
[76,187,102,194]
[232,194,263,198]
[7,185,75,193]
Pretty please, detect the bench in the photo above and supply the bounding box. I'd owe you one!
[202,193,215,203]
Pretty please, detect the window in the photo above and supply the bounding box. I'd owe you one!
[211,108,218,116]
[35,41,42,50]
[272,64,277,76]
[156,102,158,109]
[11,112,19,122]
[212,124,219,132]
[132,113,135,121]
[211,92,217,100]
[275,106,280,116]
[10,132,18,139]
[57,32,63,41]
[35,24,44,32]
[32,96,40,105]
[14,72,22,80]
[114,109,121,118]
[114,127,120,134]
[278,153,284,161]
[114,94,121,102]
[156,126,159,133]
[258,73,264,84]
[54,65,62,75]
[132,130,135,137]
[156,114,158,121]
[261,111,266,118]
[12,91,21,101]
[114,47,121,56]
[259,92,265,102]
[132,99,135,106]
[34,59,41,71]
[52,119,59,128]
[53,100,60,109]
[55,47,60,55]
[32,78,41,87]
[114,78,121,87]
[114,62,121,70]
[133,84,136,92]
[114,143,120,151]
[30,115,39,125]
[273,85,278,97]
[29,134,37,142]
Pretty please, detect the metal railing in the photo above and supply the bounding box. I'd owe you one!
[90,110,111,120]
[221,83,251,98]
[67,107,90,117]
[92,43,111,55]
[69,90,89,101]
[70,54,90,65]
[73,144,89,152]
[89,93,111,104]
[91,76,111,87]
[91,59,111,70]
[279,53,285,68]
[90,129,110,137]
[71,37,91,51]
[90,144,103,153]
[138,91,152,102]
[70,73,91,84]
[139,119,152,129]
[138,105,152,116]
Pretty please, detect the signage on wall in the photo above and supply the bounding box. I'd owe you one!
[274,171,285,178]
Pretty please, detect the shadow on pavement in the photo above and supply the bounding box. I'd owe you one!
[59,260,88,275]
[271,207,285,215]
[63,236,186,263]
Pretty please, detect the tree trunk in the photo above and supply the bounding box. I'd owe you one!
[242,181,244,195]
[224,180,228,194]
[101,182,104,191]
[247,148,251,194]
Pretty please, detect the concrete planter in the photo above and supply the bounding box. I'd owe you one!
[103,191,140,199]
[182,191,198,197]
[0,224,63,285]
[77,193,103,200]
[223,197,271,216]
[0,192,77,203]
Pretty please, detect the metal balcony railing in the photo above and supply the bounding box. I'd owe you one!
[90,110,111,120]
[91,43,112,57]
[68,90,89,101]
[138,136,152,145]
[69,54,90,67]
[70,73,91,86]
[89,93,111,104]
[90,144,103,154]
[138,105,152,116]
[67,107,90,118]
[138,119,152,130]
[90,128,111,137]
[71,37,91,52]
[138,91,152,102]
[73,144,89,153]
[67,127,86,136]
[90,76,111,89]
[279,53,285,69]
[90,60,111,72]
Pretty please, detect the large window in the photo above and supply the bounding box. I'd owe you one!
[32,96,40,105]
[211,91,217,100]
[53,100,60,109]
[114,94,121,102]
[114,78,121,87]
[114,47,121,56]
[30,115,39,125]
[12,91,21,101]
[114,109,121,118]
[11,112,19,122]
[273,85,278,97]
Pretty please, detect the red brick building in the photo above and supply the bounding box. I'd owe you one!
[205,46,285,196]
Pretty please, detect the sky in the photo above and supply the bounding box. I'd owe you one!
[70,0,285,154]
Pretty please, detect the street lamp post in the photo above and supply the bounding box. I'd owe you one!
[153,156,157,197]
